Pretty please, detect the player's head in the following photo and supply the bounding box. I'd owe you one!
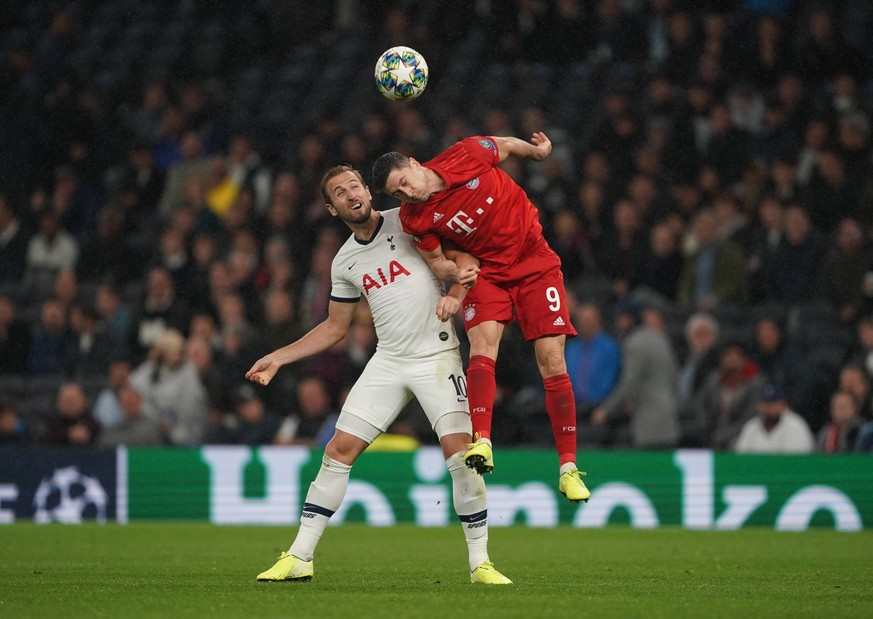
[371,151,428,203]
[320,165,373,225]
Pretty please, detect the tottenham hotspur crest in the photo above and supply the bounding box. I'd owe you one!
[386,235,395,250]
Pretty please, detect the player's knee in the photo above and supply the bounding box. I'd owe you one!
[537,350,567,377]
[325,434,365,464]
[435,412,472,449]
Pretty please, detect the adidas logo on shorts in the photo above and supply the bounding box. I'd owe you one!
[553,316,565,326]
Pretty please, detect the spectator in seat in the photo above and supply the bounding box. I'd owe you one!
[129,328,207,445]
[749,315,813,424]
[763,205,824,305]
[96,384,162,447]
[591,301,680,449]
[158,130,209,218]
[0,402,29,446]
[94,281,132,345]
[836,364,871,425]
[128,266,191,363]
[27,297,70,376]
[676,312,721,418]
[817,390,863,453]
[274,376,339,447]
[228,383,282,446]
[64,302,114,380]
[677,208,748,309]
[41,382,99,447]
[640,220,683,301]
[23,211,79,300]
[564,299,620,416]
[734,384,815,453]
[687,341,764,449]
[92,358,133,430]
[814,218,872,323]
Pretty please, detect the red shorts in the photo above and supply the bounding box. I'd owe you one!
[461,237,577,341]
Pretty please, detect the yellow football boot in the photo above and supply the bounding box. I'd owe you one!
[559,468,590,503]
[470,561,512,585]
[464,436,494,474]
[256,552,314,582]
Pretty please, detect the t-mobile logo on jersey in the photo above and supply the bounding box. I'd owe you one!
[446,207,486,236]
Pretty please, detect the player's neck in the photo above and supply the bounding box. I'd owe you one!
[424,167,447,196]
[350,211,382,242]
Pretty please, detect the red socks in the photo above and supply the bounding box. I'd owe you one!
[544,373,577,467]
[468,358,577,467]
[466,355,496,441]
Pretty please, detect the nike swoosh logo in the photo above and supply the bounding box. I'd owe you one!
[348,262,357,270]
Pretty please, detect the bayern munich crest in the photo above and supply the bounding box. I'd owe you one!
[464,306,476,322]
[466,178,480,189]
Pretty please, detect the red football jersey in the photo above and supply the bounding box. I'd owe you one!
[399,136,544,270]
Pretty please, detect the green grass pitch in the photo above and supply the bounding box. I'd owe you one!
[1,524,871,619]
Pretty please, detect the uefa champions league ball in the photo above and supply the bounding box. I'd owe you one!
[374,46,428,101]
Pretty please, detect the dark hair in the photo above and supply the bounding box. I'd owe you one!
[371,151,411,193]
[319,165,366,204]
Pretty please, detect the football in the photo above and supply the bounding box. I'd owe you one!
[374,46,428,101]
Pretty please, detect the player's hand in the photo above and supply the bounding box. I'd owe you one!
[436,296,462,322]
[529,132,552,160]
[245,356,281,386]
[457,264,479,289]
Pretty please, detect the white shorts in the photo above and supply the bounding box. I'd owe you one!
[336,348,471,442]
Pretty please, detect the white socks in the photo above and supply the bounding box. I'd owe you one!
[559,462,577,476]
[288,451,492,572]
[446,451,490,571]
[289,455,351,562]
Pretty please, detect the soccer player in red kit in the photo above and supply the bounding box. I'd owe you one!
[372,132,590,502]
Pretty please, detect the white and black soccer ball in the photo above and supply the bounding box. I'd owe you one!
[374,46,428,101]
[33,466,108,524]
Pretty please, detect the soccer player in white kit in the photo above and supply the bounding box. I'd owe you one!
[247,166,511,585]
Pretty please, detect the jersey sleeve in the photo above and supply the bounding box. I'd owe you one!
[329,262,361,303]
[399,205,441,253]
[426,136,499,189]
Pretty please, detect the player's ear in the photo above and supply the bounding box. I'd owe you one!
[325,201,338,217]
[408,157,420,169]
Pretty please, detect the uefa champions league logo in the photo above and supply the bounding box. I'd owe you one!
[33,465,108,524]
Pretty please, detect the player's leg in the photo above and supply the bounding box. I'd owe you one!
[256,428,370,582]
[415,350,510,584]
[439,428,510,585]
[460,275,512,473]
[512,249,589,503]
[534,335,589,503]
[464,320,504,473]
[259,353,410,581]
[287,429,369,559]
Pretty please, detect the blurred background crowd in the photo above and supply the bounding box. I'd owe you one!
[2,0,873,454]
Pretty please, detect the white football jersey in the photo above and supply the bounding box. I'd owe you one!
[330,208,460,358]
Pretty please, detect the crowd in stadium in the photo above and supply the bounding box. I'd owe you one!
[1,0,873,453]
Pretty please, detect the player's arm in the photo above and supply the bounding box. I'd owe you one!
[437,248,480,322]
[245,299,357,386]
[414,244,478,288]
[492,132,552,163]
